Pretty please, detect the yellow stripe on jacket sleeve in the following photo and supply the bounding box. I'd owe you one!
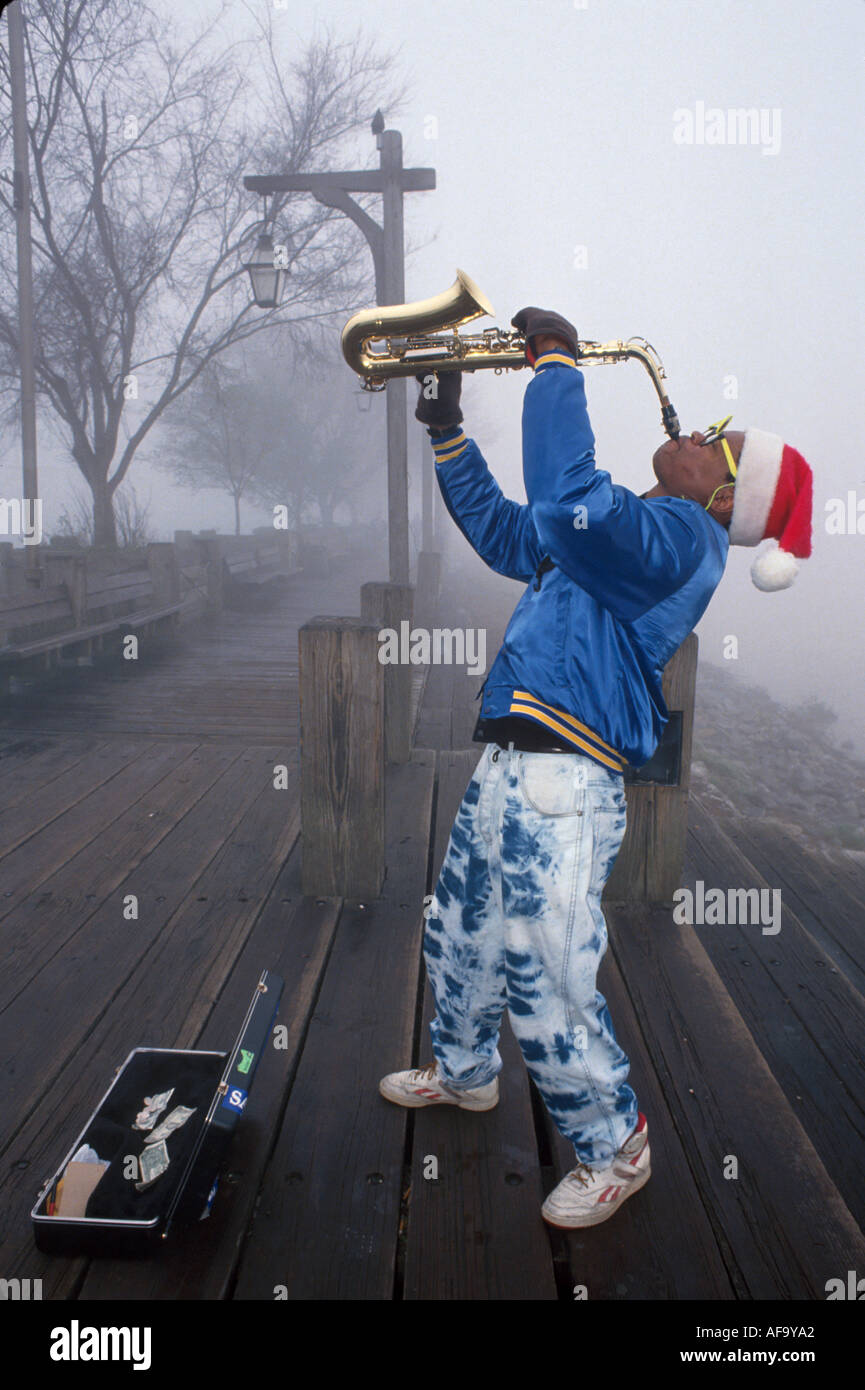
[431,430,468,463]
[533,352,578,371]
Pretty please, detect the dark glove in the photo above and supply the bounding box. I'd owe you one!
[510,307,579,364]
[414,369,463,430]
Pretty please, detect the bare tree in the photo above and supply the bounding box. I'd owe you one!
[154,334,382,532]
[52,478,153,547]
[0,0,401,545]
[156,357,269,536]
[242,341,383,530]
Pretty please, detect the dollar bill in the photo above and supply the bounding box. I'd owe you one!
[135,1140,170,1190]
[144,1105,197,1145]
[133,1089,175,1131]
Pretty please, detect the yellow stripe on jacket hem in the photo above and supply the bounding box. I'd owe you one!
[509,705,625,771]
[509,693,627,772]
[512,691,624,760]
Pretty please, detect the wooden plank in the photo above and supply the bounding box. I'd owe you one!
[662,632,697,791]
[86,570,151,598]
[0,741,197,931]
[607,901,865,1297]
[605,636,697,905]
[604,785,650,901]
[546,940,735,1299]
[0,736,103,807]
[406,1014,559,1300]
[450,666,482,749]
[0,603,184,659]
[645,786,688,903]
[123,602,185,628]
[231,750,436,1300]
[0,584,71,619]
[682,796,865,1228]
[413,660,456,751]
[0,738,157,863]
[0,743,243,1087]
[0,750,301,1296]
[718,815,865,993]
[404,749,558,1300]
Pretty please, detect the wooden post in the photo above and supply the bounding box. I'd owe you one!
[360,580,413,764]
[299,616,384,899]
[380,130,410,586]
[604,633,698,905]
[58,555,87,627]
[421,420,434,553]
[146,542,180,606]
[414,552,441,628]
[0,542,14,597]
[201,537,225,611]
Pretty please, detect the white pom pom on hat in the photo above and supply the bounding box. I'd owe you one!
[750,539,800,591]
[728,428,813,590]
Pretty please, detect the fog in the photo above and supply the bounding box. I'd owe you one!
[5,0,863,746]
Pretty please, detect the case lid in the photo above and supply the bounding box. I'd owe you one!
[165,967,284,1227]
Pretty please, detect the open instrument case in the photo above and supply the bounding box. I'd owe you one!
[31,968,283,1257]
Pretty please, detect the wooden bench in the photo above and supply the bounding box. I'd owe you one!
[0,561,192,682]
[222,544,302,600]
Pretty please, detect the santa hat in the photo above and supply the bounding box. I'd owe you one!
[728,428,813,590]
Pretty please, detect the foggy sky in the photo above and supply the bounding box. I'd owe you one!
[5,0,864,747]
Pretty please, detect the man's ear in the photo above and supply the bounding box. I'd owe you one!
[709,485,736,526]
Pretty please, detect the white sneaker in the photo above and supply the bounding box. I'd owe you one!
[379,1061,499,1111]
[541,1112,651,1228]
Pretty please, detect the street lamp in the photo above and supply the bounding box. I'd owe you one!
[245,230,286,309]
[243,129,435,584]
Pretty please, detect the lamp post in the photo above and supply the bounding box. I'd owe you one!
[7,1,39,580]
[244,119,435,585]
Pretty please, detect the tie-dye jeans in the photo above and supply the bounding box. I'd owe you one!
[423,742,638,1169]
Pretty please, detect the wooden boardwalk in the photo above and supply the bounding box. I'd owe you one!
[1,565,864,1302]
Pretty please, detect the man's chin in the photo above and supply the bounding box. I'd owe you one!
[652,437,678,479]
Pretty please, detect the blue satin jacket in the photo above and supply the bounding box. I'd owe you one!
[430,351,729,771]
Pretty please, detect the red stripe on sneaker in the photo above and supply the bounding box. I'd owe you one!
[602,1185,623,1203]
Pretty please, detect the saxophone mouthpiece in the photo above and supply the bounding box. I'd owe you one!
[662,401,681,440]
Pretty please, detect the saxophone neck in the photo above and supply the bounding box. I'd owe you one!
[577,338,680,439]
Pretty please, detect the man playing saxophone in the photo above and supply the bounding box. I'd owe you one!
[379,304,813,1227]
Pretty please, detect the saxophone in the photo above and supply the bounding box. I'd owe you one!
[341,268,681,438]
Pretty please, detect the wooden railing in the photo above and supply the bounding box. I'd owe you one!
[0,529,302,685]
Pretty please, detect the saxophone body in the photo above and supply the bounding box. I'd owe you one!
[341,269,681,439]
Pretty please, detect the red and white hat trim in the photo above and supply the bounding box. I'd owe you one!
[729,428,812,591]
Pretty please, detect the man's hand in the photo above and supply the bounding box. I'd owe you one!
[511,307,579,363]
[415,369,463,431]
[533,333,573,357]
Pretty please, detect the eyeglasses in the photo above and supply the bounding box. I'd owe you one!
[699,415,737,478]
